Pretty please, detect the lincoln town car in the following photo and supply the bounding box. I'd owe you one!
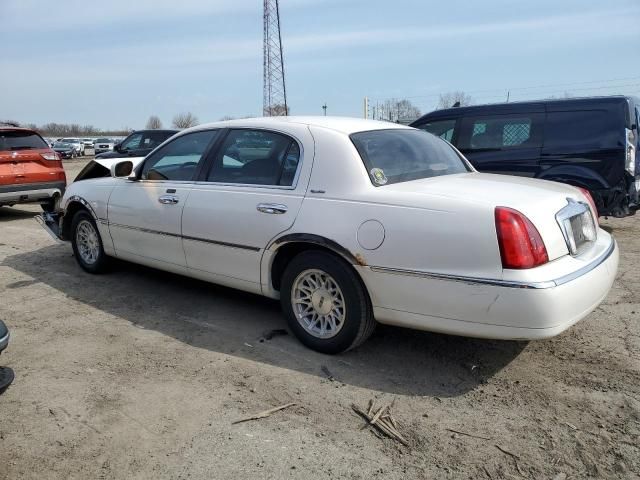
[38,117,619,354]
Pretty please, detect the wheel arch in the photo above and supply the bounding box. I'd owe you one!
[61,196,99,240]
[267,234,366,293]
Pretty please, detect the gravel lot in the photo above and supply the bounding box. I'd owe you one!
[0,158,638,479]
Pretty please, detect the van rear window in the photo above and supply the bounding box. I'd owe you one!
[544,110,620,149]
[0,131,49,151]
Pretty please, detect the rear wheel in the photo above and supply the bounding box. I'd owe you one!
[280,251,375,354]
[71,210,110,273]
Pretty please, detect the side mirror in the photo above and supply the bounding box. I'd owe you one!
[114,142,123,153]
[110,160,133,178]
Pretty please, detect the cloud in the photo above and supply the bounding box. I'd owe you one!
[0,0,330,31]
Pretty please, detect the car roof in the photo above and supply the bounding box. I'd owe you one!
[187,116,412,135]
[414,95,633,122]
[0,126,38,133]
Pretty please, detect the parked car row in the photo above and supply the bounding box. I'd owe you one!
[39,116,619,354]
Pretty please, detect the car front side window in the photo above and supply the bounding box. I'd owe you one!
[121,133,142,151]
[140,130,219,181]
[207,129,300,186]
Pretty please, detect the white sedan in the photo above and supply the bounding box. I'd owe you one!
[39,117,619,353]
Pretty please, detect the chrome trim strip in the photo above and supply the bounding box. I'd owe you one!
[0,331,9,352]
[369,239,616,290]
[108,222,260,252]
[553,239,616,286]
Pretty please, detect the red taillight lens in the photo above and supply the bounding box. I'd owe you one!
[577,187,599,226]
[495,207,549,269]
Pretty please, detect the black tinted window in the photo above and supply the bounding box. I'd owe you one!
[460,115,542,150]
[207,129,300,186]
[419,119,456,142]
[141,131,174,150]
[351,129,469,186]
[544,110,620,149]
[0,131,48,151]
[141,130,218,181]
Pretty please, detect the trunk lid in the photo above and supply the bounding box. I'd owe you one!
[380,172,593,261]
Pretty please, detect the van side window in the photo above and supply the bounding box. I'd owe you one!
[460,115,541,150]
[544,110,618,149]
[419,119,456,142]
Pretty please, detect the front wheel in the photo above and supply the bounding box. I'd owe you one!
[280,251,375,354]
[71,210,110,273]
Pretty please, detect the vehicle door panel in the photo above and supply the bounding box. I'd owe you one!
[181,126,314,291]
[107,129,220,269]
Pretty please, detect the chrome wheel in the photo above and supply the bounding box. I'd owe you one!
[291,269,346,339]
[75,219,100,265]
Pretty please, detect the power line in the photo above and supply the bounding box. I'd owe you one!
[371,75,640,103]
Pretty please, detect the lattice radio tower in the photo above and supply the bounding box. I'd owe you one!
[263,0,288,116]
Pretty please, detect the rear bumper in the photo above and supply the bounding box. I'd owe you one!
[359,237,618,340]
[0,181,66,205]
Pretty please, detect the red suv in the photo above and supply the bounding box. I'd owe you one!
[0,125,66,212]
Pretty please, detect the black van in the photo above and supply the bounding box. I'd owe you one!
[411,96,640,217]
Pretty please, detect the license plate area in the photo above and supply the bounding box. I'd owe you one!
[556,199,597,256]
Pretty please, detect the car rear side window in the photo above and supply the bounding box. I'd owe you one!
[544,110,619,149]
[141,130,219,181]
[351,129,469,186]
[207,129,301,186]
[418,119,456,142]
[0,131,49,151]
[459,114,542,150]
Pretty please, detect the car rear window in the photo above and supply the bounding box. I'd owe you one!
[544,110,620,149]
[351,129,470,186]
[0,130,49,151]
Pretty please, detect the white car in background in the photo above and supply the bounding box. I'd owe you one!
[93,138,114,155]
[59,137,84,156]
[39,117,618,354]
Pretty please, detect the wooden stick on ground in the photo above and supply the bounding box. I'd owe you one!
[352,403,408,446]
[232,403,296,424]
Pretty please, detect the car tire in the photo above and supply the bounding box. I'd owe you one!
[280,250,375,354]
[71,210,110,273]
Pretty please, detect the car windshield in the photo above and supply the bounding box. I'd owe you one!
[54,142,71,148]
[96,138,111,143]
[0,130,49,151]
[61,138,77,143]
[350,129,470,186]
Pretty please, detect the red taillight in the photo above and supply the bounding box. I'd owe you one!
[577,187,599,226]
[495,207,549,269]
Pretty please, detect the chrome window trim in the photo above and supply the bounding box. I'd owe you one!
[203,127,305,190]
[368,239,616,290]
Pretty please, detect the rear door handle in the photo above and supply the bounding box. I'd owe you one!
[257,203,288,214]
[158,195,179,205]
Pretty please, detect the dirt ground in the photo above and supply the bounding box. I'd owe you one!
[0,158,638,479]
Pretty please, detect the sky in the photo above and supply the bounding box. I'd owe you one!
[1,0,639,130]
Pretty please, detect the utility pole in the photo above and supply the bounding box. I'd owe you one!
[322,103,327,116]
[263,0,287,116]
[363,97,369,119]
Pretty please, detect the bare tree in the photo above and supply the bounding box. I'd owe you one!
[146,115,163,129]
[437,91,473,109]
[374,99,421,123]
[172,112,199,129]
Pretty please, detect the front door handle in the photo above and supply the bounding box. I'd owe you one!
[158,195,179,205]
[257,203,288,214]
